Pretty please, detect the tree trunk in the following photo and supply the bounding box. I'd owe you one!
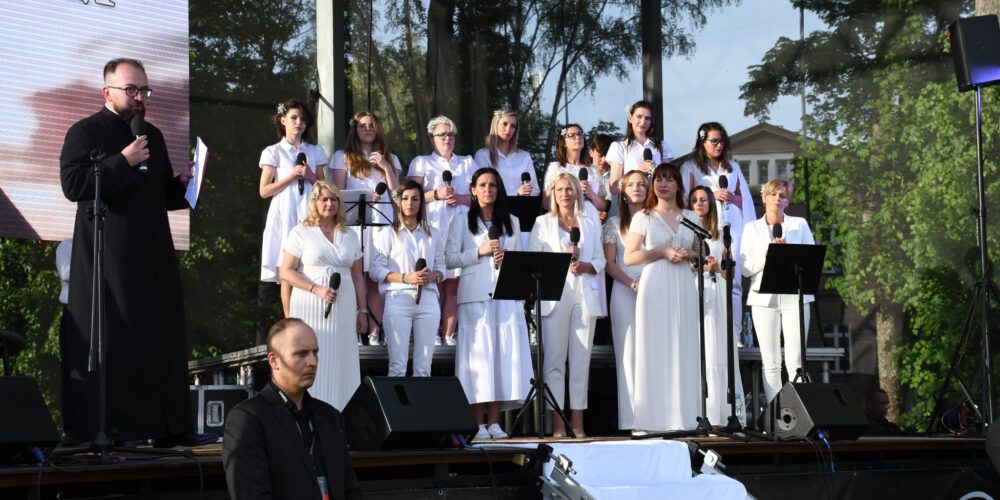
[875,302,905,422]
[977,0,1000,16]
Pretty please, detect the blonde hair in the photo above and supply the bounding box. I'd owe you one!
[761,178,793,199]
[484,110,520,168]
[303,180,347,230]
[548,172,584,217]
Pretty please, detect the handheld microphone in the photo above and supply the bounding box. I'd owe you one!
[323,272,341,318]
[723,223,732,247]
[703,240,716,283]
[129,112,147,173]
[296,152,307,195]
[718,175,729,207]
[442,170,453,187]
[569,226,581,263]
[488,225,502,269]
[520,171,531,185]
[642,148,653,162]
[578,167,589,181]
[772,222,783,241]
[375,182,388,195]
[414,258,427,304]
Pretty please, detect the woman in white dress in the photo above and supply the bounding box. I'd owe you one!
[328,111,401,345]
[279,180,366,410]
[409,116,474,346]
[259,99,328,316]
[602,170,647,431]
[681,122,756,345]
[740,178,815,402]
[608,100,674,195]
[542,124,606,227]
[529,173,606,438]
[473,110,539,197]
[445,167,531,441]
[689,186,746,425]
[624,163,700,432]
[370,179,446,377]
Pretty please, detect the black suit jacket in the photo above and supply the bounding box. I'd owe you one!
[223,383,362,500]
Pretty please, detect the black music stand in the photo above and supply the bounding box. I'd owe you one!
[343,189,392,341]
[758,243,827,383]
[493,250,572,439]
[507,196,542,232]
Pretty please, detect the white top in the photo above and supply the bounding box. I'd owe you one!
[473,147,540,196]
[445,216,523,304]
[680,159,756,229]
[259,139,329,281]
[408,152,474,235]
[369,224,446,297]
[527,214,607,318]
[329,149,401,225]
[606,138,674,174]
[542,161,604,227]
[57,238,73,304]
[740,215,816,306]
[602,216,644,282]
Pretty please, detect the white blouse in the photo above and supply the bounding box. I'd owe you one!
[369,224,446,297]
[606,138,674,174]
[473,147,540,196]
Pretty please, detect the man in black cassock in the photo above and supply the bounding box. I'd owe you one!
[59,58,195,445]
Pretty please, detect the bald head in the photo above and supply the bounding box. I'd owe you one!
[266,318,319,402]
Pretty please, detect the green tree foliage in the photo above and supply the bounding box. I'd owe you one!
[741,0,1000,428]
[0,238,62,422]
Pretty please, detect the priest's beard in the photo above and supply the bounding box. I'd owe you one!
[115,102,146,124]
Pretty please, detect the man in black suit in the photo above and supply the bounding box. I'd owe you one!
[223,318,362,499]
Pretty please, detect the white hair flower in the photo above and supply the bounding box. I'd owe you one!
[276,103,287,115]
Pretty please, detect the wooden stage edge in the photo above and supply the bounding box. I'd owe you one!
[1,435,995,499]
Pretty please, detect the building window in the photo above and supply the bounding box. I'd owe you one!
[821,322,852,373]
[776,159,790,180]
[757,159,769,184]
[739,160,752,185]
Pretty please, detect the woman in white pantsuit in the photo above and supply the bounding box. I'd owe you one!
[602,170,648,431]
[279,181,366,410]
[370,180,445,377]
[446,167,532,441]
[740,178,815,403]
[528,173,606,438]
[690,186,746,424]
[681,122,756,346]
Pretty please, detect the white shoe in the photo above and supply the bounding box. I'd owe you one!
[434,337,442,346]
[631,429,650,437]
[473,424,490,441]
[445,335,457,346]
[368,333,382,346]
[487,423,508,439]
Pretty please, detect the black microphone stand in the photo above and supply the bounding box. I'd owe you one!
[54,151,183,463]
[345,192,390,343]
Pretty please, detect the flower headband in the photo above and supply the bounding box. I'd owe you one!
[698,128,707,140]
[493,109,505,118]
[276,103,287,115]
[625,104,633,114]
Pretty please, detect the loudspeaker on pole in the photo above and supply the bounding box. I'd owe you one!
[949,15,1000,92]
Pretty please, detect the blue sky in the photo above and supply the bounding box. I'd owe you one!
[548,1,823,152]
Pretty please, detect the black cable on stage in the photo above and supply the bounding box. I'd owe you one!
[456,435,499,500]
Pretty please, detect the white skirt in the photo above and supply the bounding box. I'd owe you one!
[455,300,532,411]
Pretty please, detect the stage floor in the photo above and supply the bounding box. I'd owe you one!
[2,435,996,499]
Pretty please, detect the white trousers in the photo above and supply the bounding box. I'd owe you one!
[541,287,595,410]
[383,290,440,377]
[752,298,810,402]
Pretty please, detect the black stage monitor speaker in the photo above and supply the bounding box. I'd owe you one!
[949,15,1000,92]
[759,382,867,441]
[344,376,477,450]
[0,377,60,462]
